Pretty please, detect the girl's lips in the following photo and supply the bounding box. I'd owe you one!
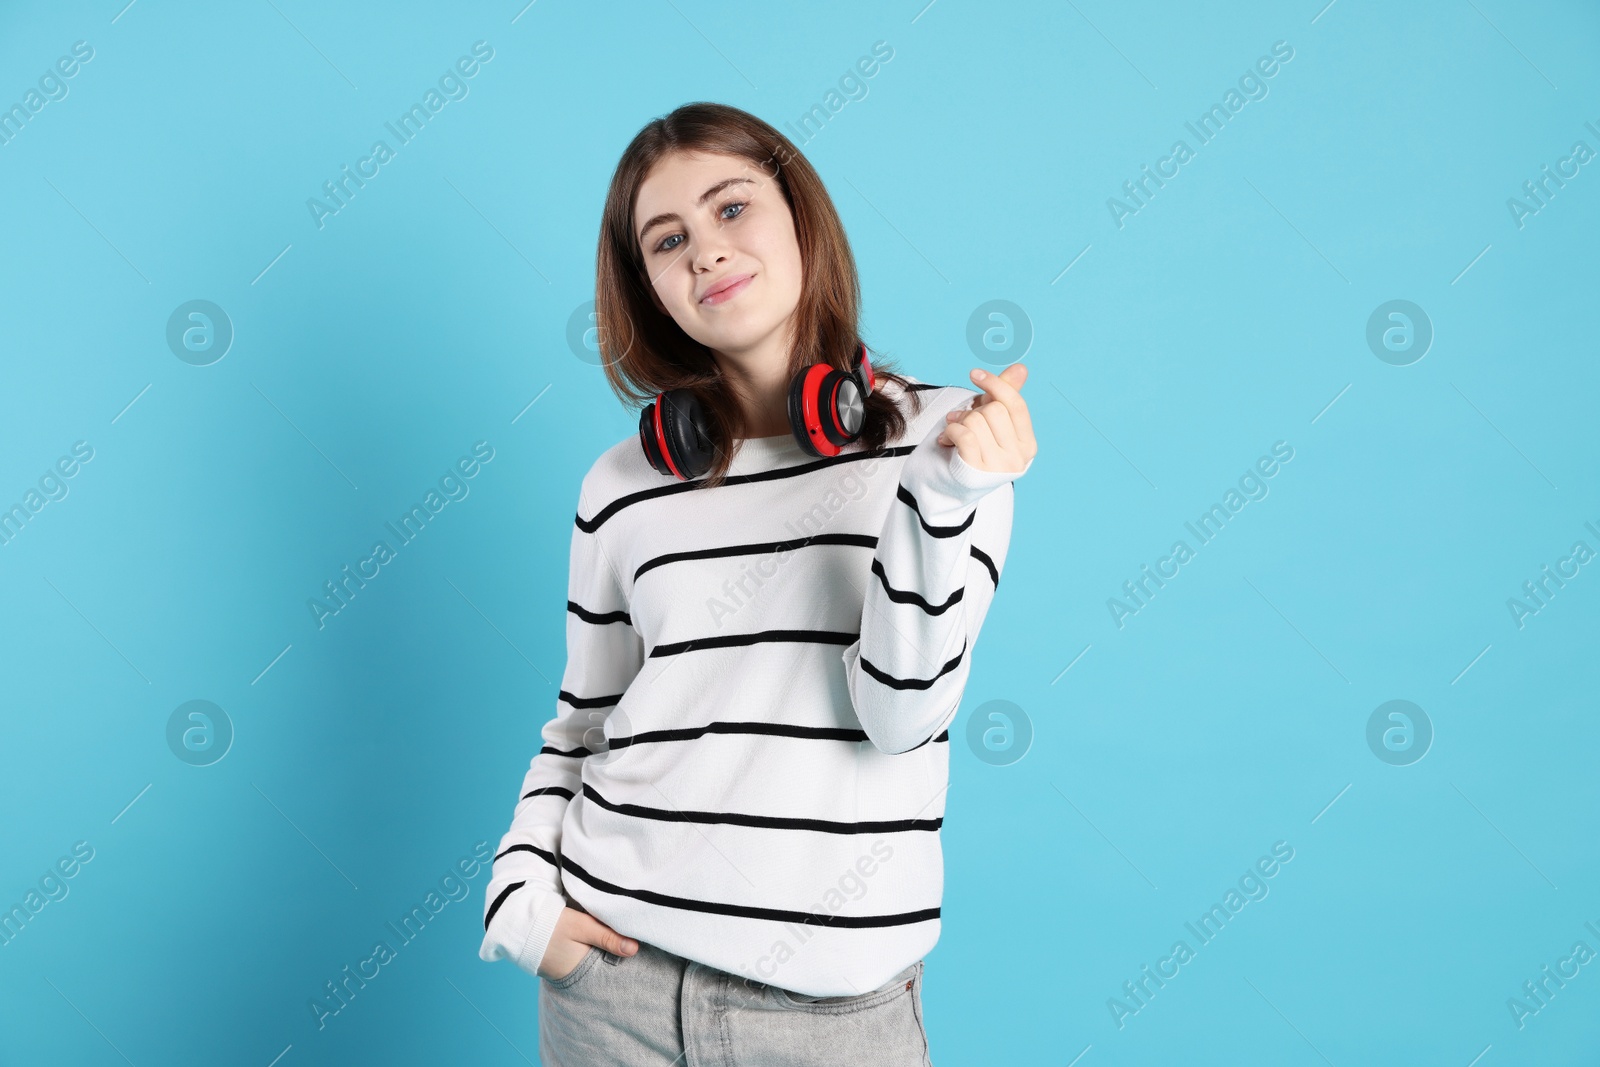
[700,274,753,306]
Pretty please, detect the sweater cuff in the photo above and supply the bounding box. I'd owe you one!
[479,882,568,980]
[899,427,1034,524]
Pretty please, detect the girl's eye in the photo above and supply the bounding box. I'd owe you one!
[653,201,749,254]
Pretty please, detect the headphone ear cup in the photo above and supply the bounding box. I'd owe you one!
[786,367,814,455]
[639,401,670,475]
[823,367,866,443]
[787,363,833,457]
[655,388,715,480]
[788,363,865,458]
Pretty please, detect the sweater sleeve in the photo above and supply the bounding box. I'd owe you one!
[842,421,1033,755]
[479,475,644,978]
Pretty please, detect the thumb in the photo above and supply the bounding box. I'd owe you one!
[581,914,639,956]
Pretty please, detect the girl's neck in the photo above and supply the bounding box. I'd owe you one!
[712,324,799,438]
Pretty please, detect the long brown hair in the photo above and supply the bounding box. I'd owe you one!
[594,101,924,487]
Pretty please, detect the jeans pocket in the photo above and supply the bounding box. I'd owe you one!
[774,960,921,1014]
[545,945,601,991]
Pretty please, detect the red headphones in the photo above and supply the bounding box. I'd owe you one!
[639,341,875,481]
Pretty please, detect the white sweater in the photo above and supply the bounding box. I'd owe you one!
[479,375,1032,997]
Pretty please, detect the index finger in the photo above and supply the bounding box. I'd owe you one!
[968,364,1034,450]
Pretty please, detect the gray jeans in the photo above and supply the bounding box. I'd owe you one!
[538,939,932,1066]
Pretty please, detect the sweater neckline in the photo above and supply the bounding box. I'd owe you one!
[727,432,811,474]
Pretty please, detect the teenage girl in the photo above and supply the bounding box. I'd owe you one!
[480,102,1037,1066]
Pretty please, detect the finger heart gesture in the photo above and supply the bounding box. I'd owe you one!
[935,362,1037,474]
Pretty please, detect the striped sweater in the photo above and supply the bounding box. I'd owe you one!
[479,375,1032,997]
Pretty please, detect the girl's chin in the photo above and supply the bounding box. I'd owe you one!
[694,318,776,352]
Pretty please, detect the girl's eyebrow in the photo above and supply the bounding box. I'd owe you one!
[638,176,756,243]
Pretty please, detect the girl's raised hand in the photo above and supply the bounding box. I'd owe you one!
[936,362,1037,475]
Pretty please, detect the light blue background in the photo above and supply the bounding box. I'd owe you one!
[1,0,1596,1064]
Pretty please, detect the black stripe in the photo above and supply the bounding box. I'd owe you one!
[541,727,951,758]
[870,558,963,615]
[859,639,966,690]
[521,786,577,801]
[550,723,940,755]
[635,533,877,582]
[559,854,941,928]
[568,600,631,625]
[970,545,999,588]
[649,629,857,659]
[582,782,942,834]
[577,445,918,533]
[483,879,526,930]
[493,842,557,865]
[489,844,560,870]
[609,722,951,750]
[559,689,625,710]
[896,484,975,538]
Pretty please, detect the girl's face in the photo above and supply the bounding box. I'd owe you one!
[634,149,804,362]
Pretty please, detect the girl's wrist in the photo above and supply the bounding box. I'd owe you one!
[900,427,1029,523]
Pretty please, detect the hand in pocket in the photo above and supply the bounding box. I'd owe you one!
[537,905,640,981]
